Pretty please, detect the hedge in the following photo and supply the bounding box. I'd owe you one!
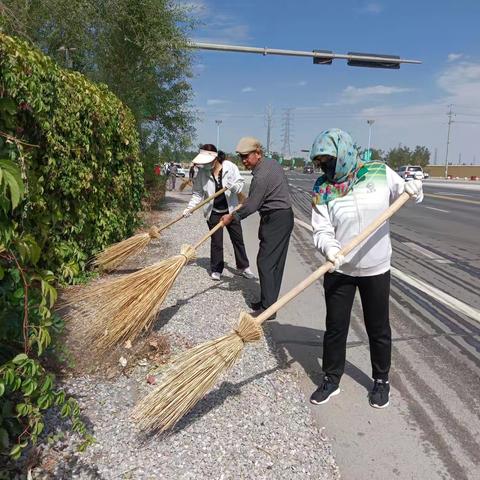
[0,33,143,461]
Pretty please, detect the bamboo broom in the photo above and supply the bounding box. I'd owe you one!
[64,206,241,357]
[131,192,412,432]
[93,186,228,271]
[179,178,192,191]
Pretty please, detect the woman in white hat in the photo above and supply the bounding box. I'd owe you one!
[183,144,255,280]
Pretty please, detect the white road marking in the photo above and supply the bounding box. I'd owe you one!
[403,242,453,263]
[435,191,472,197]
[424,206,450,213]
[391,267,480,323]
[293,217,479,322]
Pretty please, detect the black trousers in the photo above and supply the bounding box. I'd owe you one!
[257,208,294,309]
[207,211,249,274]
[322,270,391,384]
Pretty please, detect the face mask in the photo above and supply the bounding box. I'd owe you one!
[320,158,337,182]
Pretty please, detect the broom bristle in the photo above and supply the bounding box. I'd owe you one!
[93,226,160,272]
[66,244,196,356]
[179,178,192,192]
[132,312,262,432]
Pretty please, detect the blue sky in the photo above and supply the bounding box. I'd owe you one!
[183,0,480,164]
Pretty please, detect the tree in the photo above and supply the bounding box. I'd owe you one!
[386,146,412,169]
[411,146,430,167]
[0,0,197,150]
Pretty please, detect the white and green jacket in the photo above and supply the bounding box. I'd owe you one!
[311,162,422,277]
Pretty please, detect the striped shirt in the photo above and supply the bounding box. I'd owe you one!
[237,158,292,220]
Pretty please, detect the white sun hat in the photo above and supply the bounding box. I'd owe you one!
[192,149,217,165]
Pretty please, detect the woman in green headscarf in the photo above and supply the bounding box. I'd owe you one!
[309,128,423,409]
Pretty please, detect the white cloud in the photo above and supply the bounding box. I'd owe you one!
[437,61,480,105]
[362,2,384,14]
[241,86,255,93]
[187,1,251,44]
[447,53,464,62]
[298,81,308,87]
[340,85,414,104]
[206,99,229,106]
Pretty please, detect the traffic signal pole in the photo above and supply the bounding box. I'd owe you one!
[189,42,421,68]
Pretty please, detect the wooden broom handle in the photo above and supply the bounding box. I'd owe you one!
[254,192,411,325]
[193,204,243,250]
[157,187,229,233]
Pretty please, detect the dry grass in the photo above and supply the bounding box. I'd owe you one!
[93,226,161,272]
[131,311,263,432]
[63,244,196,358]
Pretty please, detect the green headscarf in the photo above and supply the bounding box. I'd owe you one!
[310,128,364,205]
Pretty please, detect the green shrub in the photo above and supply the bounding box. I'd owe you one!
[0,33,144,461]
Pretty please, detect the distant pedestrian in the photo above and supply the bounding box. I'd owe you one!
[168,162,178,190]
[184,144,254,281]
[309,128,423,409]
[221,137,294,319]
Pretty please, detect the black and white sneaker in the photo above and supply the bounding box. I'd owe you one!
[310,376,340,405]
[369,379,390,409]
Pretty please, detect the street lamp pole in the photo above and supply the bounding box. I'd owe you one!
[215,120,222,150]
[367,119,375,158]
[57,46,76,68]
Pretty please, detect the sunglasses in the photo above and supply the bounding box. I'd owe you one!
[239,152,253,160]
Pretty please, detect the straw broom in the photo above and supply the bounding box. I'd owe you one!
[63,208,239,357]
[93,186,228,272]
[179,178,192,191]
[131,192,412,432]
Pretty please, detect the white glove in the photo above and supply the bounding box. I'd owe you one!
[404,179,423,203]
[182,208,192,218]
[325,247,345,273]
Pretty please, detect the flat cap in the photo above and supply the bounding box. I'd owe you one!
[236,136,262,154]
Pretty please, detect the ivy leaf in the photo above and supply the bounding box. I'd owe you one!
[12,353,28,364]
[0,159,24,210]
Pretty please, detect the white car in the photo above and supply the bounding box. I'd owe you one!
[397,165,425,181]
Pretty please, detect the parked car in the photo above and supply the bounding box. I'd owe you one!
[303,164,314,174]
[397,165,425,181]
[175,164,188,177]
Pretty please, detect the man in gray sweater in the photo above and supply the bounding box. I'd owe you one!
[222,137,294,318]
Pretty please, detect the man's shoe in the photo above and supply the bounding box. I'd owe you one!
[369,379,390,409]
[310,376,340,405]
[249,300,263,311]
[239,267,256,279]
[211,272,221,281]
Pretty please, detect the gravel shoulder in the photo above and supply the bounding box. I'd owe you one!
[32,190,340,480]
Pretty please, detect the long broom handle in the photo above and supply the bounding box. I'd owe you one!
[193,204,243,250]
[254,192,411,325]
[156,187,229,233]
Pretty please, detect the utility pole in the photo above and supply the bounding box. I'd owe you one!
[265,105,274,157]
[458,152,462,165]
[444,105,455,178]
[281,109,293,161]
[215,120,222,150]
[434,147,438,165]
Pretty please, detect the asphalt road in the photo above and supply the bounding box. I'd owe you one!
[279,172,480,479]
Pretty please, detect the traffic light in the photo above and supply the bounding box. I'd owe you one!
[347,52,400,69]
[313,50,333,65]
